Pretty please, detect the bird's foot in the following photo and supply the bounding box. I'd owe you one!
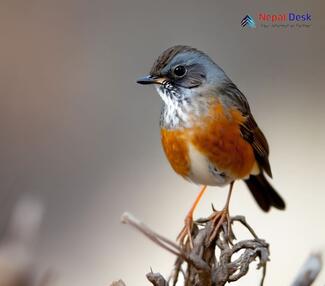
[197,206,234,246]
[177,215,195,249]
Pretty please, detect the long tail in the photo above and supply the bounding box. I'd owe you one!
[244,173,285,212]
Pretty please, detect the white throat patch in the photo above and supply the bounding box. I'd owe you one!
[156,86,189,128]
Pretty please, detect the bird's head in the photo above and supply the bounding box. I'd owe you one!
[137,45,228,103]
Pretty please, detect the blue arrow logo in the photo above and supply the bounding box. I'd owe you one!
[241,15,256,28]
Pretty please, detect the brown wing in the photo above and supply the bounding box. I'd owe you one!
[220,82,272,177]
[240,115,272,177]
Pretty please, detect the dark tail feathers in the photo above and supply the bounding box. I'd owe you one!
[245,173,285,212]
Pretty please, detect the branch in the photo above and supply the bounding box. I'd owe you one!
[146,272,168,286]
[121,212,269,285]
[291,253,322,286]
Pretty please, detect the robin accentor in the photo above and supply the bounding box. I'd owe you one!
[137,45,285,246]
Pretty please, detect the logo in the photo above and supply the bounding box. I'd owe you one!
[241,12,312,29]
[258,12,312,22]
[241,15,256,28]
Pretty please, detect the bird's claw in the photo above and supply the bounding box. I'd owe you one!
[177,215,194,248]
[205,208,234,246]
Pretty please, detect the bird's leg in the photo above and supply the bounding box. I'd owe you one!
[177,185,207,248]
[206,181,235,245]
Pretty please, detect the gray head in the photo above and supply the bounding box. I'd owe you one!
[137,45,229,103]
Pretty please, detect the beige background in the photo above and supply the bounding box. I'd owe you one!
[0,0,324,285]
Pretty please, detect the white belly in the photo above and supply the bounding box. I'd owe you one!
[187,143,232,186]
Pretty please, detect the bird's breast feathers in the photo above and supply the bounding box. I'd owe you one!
[160,101,259,186]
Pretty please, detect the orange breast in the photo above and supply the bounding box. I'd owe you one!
[160,102,257,181]
[190,102,256,179]
[161,128,190,177]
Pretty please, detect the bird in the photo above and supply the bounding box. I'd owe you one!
[137,45,285,246]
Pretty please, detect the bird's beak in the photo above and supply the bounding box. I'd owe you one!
[136,75,165,85]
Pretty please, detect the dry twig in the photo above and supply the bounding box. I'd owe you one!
[291,253,322,286]
[121,212,269,286]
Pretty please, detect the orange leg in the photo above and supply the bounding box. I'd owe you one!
[177,185,207,247]
[207,181,234,245]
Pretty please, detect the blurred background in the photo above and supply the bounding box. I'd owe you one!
[0,0,324,285]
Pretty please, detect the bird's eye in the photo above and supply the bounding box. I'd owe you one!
[172,65,187,78]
